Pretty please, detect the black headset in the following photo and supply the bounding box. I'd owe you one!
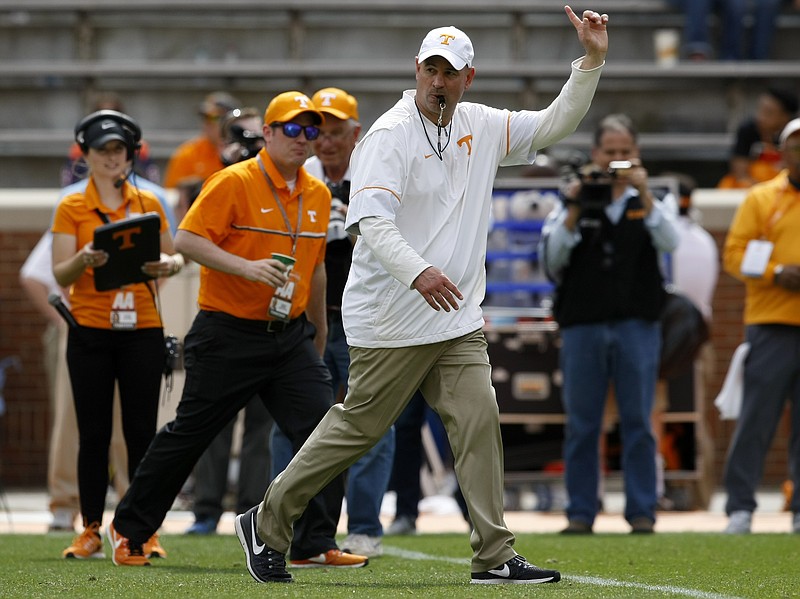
[74,109,142,161]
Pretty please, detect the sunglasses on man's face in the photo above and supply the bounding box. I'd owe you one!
[272,122,320,141]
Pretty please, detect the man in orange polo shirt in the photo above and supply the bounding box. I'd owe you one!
[107,91,368,572]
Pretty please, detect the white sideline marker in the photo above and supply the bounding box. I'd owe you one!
[383,547,742,599]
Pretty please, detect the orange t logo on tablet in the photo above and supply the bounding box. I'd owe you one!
[112,226,142,250]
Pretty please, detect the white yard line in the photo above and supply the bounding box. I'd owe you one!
[569,575,742,599]
[383,546,742,599]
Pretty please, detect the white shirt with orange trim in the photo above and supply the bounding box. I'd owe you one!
[343,57,603,348]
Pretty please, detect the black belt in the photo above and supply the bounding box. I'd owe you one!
[200,310,301,333]
[266,317,299,333]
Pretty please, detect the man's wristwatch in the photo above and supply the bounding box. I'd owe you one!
[774,264,784,284]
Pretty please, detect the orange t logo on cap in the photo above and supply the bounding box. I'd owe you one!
[439,34,456,46]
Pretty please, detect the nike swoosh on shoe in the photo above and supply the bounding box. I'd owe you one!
[488,564,510,577]
[251,514,265,555]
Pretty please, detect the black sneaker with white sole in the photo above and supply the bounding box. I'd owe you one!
[471,555,561,584]
[235,505,292,583]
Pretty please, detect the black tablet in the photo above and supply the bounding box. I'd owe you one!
[92,213,161,291]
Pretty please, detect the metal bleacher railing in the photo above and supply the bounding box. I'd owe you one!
[1,0,798,183]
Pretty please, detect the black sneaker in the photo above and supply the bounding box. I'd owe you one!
[235,506,292,583]
[471,555,561,585]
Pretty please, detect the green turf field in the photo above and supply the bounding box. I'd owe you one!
[0,531,796,598]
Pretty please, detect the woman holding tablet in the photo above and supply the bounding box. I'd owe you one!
[51,109,180,562]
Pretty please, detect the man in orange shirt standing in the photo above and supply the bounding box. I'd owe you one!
[721,118,800,535]
[106,91,368,572]
[163,91,240,188]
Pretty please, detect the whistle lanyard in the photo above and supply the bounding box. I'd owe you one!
[257,155,303,255]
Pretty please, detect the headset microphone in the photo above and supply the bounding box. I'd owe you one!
[114,171,130,189]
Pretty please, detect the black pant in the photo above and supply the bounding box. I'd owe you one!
[114,311,342,559]
[192,396,273,521]
[67,326,163,524]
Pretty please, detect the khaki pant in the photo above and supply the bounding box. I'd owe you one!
[260,329,517,571]
[47,322,129,516]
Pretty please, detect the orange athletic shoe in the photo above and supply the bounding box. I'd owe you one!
[107,521,151,566]
[289,549,368,568]
[144,532,167,559]
[62,521,104,559]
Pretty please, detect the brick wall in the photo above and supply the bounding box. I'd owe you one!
[0,220,791,491]
[0,230,50,487]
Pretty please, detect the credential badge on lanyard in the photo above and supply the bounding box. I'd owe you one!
[110,290,137,329]
[257,155,303,321]
[740,185,793,278]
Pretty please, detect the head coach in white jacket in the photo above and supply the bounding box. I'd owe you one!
[237,6,608,586]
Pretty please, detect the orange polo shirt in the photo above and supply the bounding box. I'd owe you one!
[723,170,800,326]
[51,180,169,329]
[179,147,330,321]
[163,136,225,188]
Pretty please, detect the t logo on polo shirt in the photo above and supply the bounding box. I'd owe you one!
[457,135,473,155]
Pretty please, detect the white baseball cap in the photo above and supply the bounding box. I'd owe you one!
[417,26,474,70]
[779,117,800,147]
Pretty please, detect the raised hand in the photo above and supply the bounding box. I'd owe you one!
[565,5,609,69]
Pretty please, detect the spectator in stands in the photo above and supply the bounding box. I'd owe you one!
[52,109,181,560]
[720,117,800,534]
[184,107,274,537]
[107,90,367,571]
[61,92,160,187]
[718,87,799,189]
[269,87,395,558]
[540,113,679,534]
[668,0,788,61]
[163,91,240,188]
[236,8,607,585]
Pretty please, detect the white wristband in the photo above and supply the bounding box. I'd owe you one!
[170,253,185,275]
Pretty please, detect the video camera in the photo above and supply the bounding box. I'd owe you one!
[563,160,634,211]
[221,123,264,166]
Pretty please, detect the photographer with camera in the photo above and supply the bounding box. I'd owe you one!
[182,106,275,537]
[540,113,678,534]
[220,107,265,167]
